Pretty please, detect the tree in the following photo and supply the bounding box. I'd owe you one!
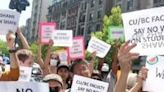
[0,40,9,56]
[91,6,124,68]
[30,42,65,61]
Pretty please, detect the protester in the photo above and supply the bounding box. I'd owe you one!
[43,74,64,92]
[37,39,61,76]
[16,49,33,67]
[127,67,148,92]
[0,31,19,81]
[49,52,60,73]
[57,63,70,89]
[70,59,91,78]
[101,63,109,81]
[114,41,148,92]
[15,28,34,67]
[106,43,120,92]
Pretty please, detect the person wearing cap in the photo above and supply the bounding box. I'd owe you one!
[43,74,64,92]
[101,63,109,81]
[57,63,70,89]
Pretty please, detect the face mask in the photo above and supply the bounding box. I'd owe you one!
[50,59,58,66]
[49,87,60,92]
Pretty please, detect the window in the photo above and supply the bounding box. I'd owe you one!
[80,27,84,35]
[88,26,92,34]
[91,0,95,7]
[154,0,162,3]
[127,0,133,10]
[99,0,103,5]
[96,24,101,31]
[89,13,93,21]
[82,2,87,10]
[80,15,85,22]
[84,2,87,9]
[97,10,101,19]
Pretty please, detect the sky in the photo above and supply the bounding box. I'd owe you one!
[0,0,33,26]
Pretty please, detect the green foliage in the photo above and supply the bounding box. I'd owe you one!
[0,40,9,56]
[85,51,99,70]
[92,6,124,68]
[30,42,38,57]
[30,42,65,61]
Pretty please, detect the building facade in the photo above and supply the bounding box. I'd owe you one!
[47,0,113,43]
[22,18,31,42]
[30,0,52,42]
[113,0,164,12]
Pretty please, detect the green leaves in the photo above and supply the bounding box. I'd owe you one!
[92,6,124,67]
[0,40,8,56]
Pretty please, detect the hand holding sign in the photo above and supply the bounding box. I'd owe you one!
[87,37,111,58]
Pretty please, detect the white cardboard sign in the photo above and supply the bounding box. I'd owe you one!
[18,66,32,82]
[87,37,111,58]
[0,82,49,92]
[143,56,164,92]
[0,10,20,35]
[71,75,109,92]
[122,7,164,55]
[52,30,73,47]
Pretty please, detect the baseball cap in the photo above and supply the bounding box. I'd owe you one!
[101,63,109,72]
[43,74,63,87]
[57,63,69,71]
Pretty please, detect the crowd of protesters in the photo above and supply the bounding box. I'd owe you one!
[0,28,149,92]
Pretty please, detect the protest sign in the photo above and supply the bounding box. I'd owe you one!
[56,49,68,64]
[0,82,49,92]
[68,36,85,59]
[108,26,124,40]
[122,7,164,55]
[39,22,56,44]
[52,30,73,47]
[18,66,32,82]
[71,75,109,92]
[0,10,20,35]
[87,37,111,58]
[143,56,164,92]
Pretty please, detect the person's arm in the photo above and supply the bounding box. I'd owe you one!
[129,67,148,92]
[114,41,139,92]
[37,44,44,68]
[44,40,54,74]
[37,42,48,75]
[0,32,19,81]
[89,52,96,74]
[16,28,30,49]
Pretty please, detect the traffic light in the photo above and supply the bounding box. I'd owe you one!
[9,0,30,13]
